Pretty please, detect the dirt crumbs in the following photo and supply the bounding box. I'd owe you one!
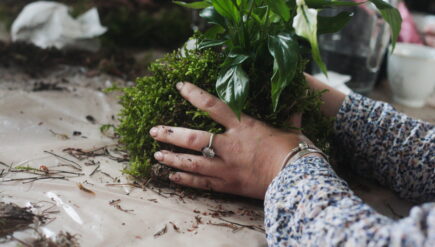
[153,225,167,238]
[109,199,134,214]
[30,231,79,247]
[0,202,79,246]
[0,202,36,238]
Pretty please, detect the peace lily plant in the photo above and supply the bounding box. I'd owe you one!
[116,0,401,178]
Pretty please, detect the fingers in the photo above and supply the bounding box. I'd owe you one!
[154,151,223,176]
[176,82,239,128]
[169,172,223,191]
[150,126,224,154]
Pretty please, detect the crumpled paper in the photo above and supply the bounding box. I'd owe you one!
[11,1,107,50]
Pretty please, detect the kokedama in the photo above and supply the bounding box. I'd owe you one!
[116,0,401,179]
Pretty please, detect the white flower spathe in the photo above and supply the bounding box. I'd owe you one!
[293,0,318,41]
[292,0,327,74]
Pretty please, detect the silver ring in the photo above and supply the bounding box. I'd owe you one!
[201,133,216,158]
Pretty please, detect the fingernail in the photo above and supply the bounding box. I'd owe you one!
[149,127,158,137]
[154,151,163,161]
[176,82,184,90]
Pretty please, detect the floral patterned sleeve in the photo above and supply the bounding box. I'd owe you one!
[264,156,435,246]
[333,93,435,201]
[264,94,435,246]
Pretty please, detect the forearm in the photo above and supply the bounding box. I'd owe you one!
[304,73,346,118]
[333,93,435,201]
[264,156,435,246]
[305,73,435,201]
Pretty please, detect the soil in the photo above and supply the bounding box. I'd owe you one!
[0,41,146,80]
[31,232,80,247]
[0,202,36,238]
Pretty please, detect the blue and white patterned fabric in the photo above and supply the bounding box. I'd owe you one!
[264,93,435,247]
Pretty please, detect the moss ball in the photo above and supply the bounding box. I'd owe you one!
[117,48,333,178]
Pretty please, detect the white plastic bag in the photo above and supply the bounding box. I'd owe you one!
[11,1,107,50]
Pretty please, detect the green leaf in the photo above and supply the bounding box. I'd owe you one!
[198,39,226,49]
[222,53,250,67]
[268,33,300,111]
[216,55,250,118]
[306,0,361,8]
[236,0,249,8]
[173,1,211,9]
[200,7,227,27]
[368,0,402,50]
[211,0,240,23]
[293,0,327,75]
[266,0,291,22]
[203,25,225,39]
[318,11,353,34]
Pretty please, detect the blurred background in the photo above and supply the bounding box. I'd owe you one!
[404,0,435,14]
[0,0,195,81]
[0,0,434,111]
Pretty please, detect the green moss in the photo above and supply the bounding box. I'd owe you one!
[117,45,333,178]
[117,48,224,177]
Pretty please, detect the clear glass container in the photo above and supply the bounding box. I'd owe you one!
[314,1,397,95]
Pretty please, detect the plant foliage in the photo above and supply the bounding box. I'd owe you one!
[117,46,329,177]
[117,0,401,178]
[175,0,402,117]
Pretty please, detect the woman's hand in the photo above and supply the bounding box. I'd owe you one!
[149,82,309,199]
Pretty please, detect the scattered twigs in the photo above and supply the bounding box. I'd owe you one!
[48,129,69,140]
[44,151,81,170]
[35,201,60,215]
[89,164,100,177]
[160,191,186,203]
[0,161,11,178]
[216,217,265,233]
[109,199,134,214]
[1,176,66,183]
[0,202,37,238]
[1,200,76,245]
[208,209,235,217]
[77,183,95,195]
[63,146,128,163]
[207,221,241,232]
[1,163,83,184]
[57,163,82,171]
[100,171,117,182]
[23,176,66,184]
[0,161,9,167]
[148,187,169,198]
[31,231,79,247]
[84,160,99,166]
[105,183,141,188]
[0,201,60,240]
[51,170,83,176]
[63,147,106,160]
[153,225,168,238]
[169,221,181,233]
[10,236,32,247]
[11,167,84,177]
